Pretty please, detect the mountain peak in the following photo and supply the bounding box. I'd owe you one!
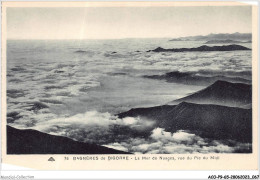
[174,101,196,110]
[170,80,251,108]
[177,101,193,106]
[211,80,231,86]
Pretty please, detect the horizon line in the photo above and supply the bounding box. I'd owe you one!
[6,32,252,41]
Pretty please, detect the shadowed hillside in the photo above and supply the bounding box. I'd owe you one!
[118,102,252,143]
[7,125,130,154]
[169,80,251,108]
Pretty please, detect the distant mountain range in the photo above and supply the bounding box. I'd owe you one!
[169,32,252,42]
[205,39,251,44]
[7,125,130,154]
[143,71,250,86]
[148,45,250,53]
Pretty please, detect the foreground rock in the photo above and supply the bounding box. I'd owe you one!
[7,126,130,154]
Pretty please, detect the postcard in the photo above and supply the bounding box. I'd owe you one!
[1,1,258,171]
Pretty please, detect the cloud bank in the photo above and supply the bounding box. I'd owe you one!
[9,109,251,154]
[104,128,251,154]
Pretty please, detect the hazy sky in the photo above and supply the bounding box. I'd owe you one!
[7,6,252,39]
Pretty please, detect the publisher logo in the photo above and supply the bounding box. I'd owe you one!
[48,157,55,162]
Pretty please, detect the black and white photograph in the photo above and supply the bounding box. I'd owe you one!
[5,4,253,155]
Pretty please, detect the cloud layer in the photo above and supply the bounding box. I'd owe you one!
[105,128,251,154]
[7,39,252,154]
[20,109,250,154]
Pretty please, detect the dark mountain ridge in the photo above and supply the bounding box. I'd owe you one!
[7,125,130,154]
[117,80,252,143]
[118,102,252,143]
[169,80,252,108]
[148,44,251,53]
[143,71,250,86]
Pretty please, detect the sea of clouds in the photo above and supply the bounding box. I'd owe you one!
[6,39,252,154]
